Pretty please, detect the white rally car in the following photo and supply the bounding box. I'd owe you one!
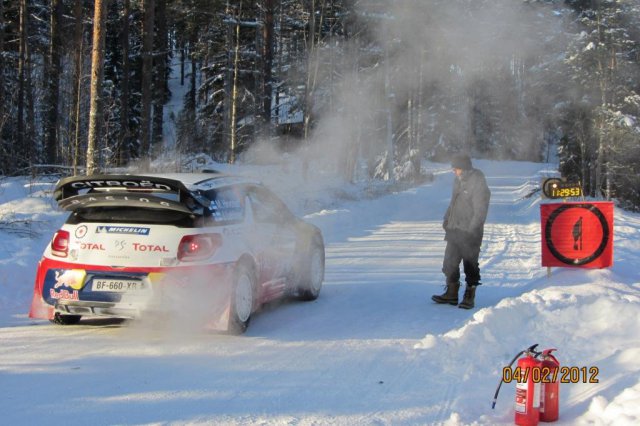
[29,172,325,333]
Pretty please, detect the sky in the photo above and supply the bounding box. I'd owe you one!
[1,155,639,425]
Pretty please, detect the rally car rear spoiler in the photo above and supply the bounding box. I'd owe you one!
[53,175,210,214]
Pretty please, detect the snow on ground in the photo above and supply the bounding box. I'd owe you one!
[1,157,639,425]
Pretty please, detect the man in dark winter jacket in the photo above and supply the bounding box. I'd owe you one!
[432,153,491,309]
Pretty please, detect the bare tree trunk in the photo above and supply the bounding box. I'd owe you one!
[230,20,241,163]
[273,4,284,128]
[262,0,275,134]
[44,0,63,165]
[303,0,317,142]
[17,0,27,160]
[118,0,131,166]
[140,0,155,163]
[223,5,232,159]
[180,46,185,86]
[71,0,84,175]
[383,27,393,182]
[593,6,616,200]
[0,0,4,143]
[152,0,167,149]
[301,0,318,181]
[228,1,243,164]
[189,46,197,111]
[416,48,424,161]
[595,120,604,198]
[86,0,109,175]
[25,4,35,169]
[345,43,362,183]
[73,44,83,175]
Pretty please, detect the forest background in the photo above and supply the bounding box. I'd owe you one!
[1,0,639,210]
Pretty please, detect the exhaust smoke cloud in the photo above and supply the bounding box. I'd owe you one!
[246,0,569,181]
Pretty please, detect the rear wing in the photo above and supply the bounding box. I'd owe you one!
[53,175,210,215]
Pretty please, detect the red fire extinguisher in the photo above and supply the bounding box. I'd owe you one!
[539,349,560,422]
[514,347,542,426]
[492,344,561,425]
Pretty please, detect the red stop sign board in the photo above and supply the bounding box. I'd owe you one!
[540,202,613,268]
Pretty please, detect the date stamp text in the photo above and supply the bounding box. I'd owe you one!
[502,366,599,384]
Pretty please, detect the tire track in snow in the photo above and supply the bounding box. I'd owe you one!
[479,166,551,302]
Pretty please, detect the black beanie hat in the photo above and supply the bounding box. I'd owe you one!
[451,153,472,170]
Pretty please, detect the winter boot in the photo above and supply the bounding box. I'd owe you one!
[458,285,477,309]
[431,281,460,305]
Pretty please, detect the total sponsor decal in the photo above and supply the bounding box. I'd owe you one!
[79,242,105,251]
[133,243,169,252]
[96,226,150,235]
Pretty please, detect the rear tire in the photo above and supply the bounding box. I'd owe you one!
[51,313,82,325]
[228,262,256,334]
[295,234,325,301]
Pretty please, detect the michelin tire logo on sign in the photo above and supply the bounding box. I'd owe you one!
[96,226,150,235]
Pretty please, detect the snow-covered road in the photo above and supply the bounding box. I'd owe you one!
[1,160,639,425]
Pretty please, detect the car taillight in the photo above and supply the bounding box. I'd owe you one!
[177,233,222,262]
[51,230,70,258]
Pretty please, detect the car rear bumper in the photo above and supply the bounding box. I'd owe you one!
[29,257,235,325]
[55,299,141,319]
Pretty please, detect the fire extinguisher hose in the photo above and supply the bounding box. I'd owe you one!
[491,344,539,409]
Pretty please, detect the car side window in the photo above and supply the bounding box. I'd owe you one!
[247,187,292,224]
[202,187,244,225]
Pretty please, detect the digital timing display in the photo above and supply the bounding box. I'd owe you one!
[543,178,583,199]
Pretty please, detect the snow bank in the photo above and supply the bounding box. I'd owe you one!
[416,269,640,424]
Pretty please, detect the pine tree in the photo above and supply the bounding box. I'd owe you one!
[563,0,640,204]
[43,0,63,165]
[87,0,109,175]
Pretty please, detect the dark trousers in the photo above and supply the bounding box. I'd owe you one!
[442,232,481,286]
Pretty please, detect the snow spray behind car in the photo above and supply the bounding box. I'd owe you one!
[492,344,560,425]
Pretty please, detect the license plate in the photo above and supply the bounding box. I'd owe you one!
[92,278,145,292]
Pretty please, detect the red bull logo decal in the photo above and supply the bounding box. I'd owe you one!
[43,269,86,305]
[54,270,85,289]
[49,288,79,300]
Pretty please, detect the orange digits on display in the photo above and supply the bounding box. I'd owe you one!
[502,366,599,384]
